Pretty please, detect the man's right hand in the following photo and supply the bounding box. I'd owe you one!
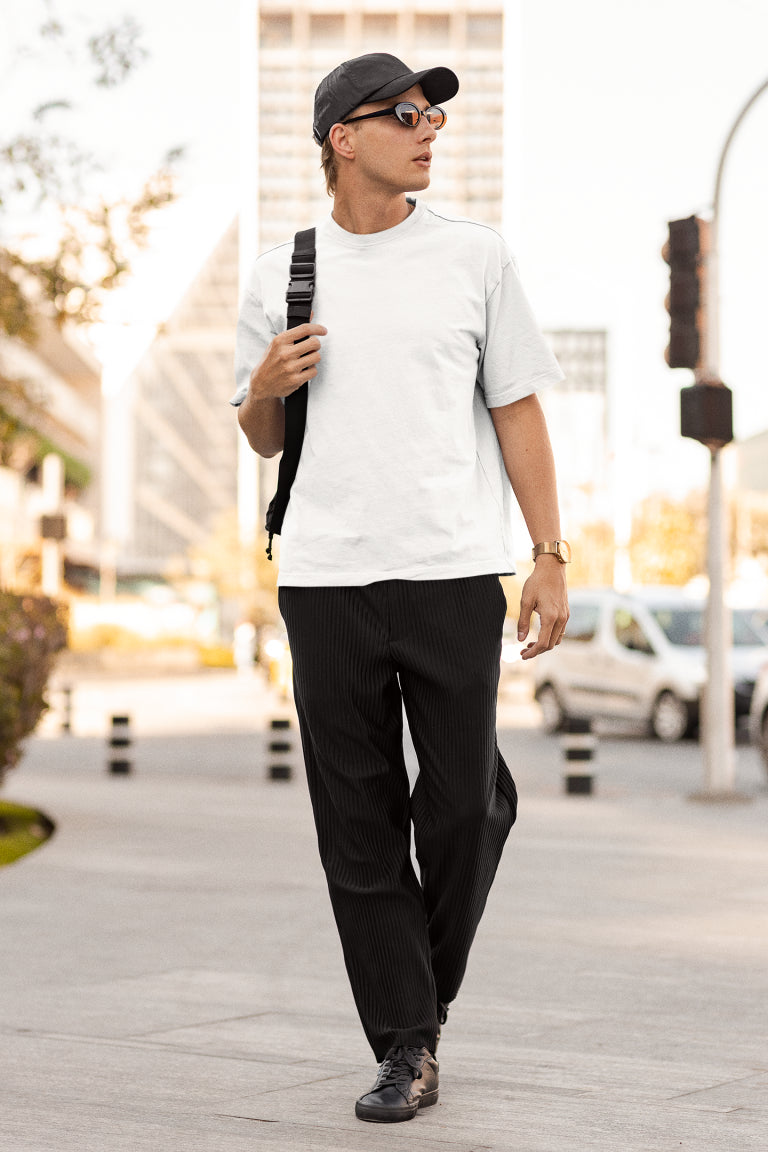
[249,317,328,401]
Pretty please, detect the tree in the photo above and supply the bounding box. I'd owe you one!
[187,509,280,633]
[0,591,68,781]
[566,520,615,587]
[0,4,180,349]
[629,492,707,586]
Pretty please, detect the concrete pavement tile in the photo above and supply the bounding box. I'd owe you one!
[2,1031,271,1112]
[131,1009,366,1065]
[411,1083,768,1151]
[2,968,301,1040]
[665,1069,768,1112]
[5,698,768,1152]
[1,1101,308,1152]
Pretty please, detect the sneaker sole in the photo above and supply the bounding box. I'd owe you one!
[355,1089,439,1123]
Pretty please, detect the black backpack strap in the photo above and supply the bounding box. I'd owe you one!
[264,227,316,559]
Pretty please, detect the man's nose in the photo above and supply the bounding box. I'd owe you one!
[418,117,437,143]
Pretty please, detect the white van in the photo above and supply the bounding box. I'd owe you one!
[533,588,768,741]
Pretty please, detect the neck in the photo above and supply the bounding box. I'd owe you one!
[332,189,414,235]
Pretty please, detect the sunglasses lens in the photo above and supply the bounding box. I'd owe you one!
[394,103,447,129]
[397,104,421,126]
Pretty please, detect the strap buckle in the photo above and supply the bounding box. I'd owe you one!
[286,260,315,303]
[286,281,314,303]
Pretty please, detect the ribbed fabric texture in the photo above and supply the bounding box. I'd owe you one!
[278,576,517,1061]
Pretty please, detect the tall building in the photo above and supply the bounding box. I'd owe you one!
[0,317,101,589]
[116,219,239,570]
[540,330,611,530]
[256,1,505,247]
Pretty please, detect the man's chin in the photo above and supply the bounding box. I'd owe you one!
[408,170,431,190]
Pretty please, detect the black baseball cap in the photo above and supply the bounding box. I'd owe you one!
[313,52,459,146]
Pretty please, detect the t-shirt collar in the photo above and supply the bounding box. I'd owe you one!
[323,197,423,247]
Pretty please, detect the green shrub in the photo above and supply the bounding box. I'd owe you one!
[0,592,68,779]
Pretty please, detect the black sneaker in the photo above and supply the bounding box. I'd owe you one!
[355,1045,439,1123]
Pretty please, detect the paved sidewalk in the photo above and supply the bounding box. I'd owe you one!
[2,672,767,1151]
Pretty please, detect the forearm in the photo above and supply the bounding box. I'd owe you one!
[237,388,285,458]
[490,393,561,542]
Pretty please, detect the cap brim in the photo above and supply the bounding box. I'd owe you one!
[365,66,459,108]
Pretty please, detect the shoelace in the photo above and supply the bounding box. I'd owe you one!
[375,1046,425,1090]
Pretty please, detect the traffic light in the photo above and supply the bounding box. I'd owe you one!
[662,216,709,371]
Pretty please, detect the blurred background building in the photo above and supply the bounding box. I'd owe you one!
[257,0,505,245]
[540,330,609,529]
[0,316,101,590]
[109,219,239,573]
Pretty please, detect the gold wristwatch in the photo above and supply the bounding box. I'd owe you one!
[532,540,572,564]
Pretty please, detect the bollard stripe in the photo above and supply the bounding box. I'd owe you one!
[565,773,593,794]
[269,765,292,780]
[564,747,594,761]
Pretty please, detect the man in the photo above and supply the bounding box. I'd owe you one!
[233,53,569,1124]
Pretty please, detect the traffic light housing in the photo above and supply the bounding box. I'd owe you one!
[663,216,709,372]
[680,382,733,448]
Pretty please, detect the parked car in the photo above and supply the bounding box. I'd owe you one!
[749,662,768,778]
[533,588,768,742]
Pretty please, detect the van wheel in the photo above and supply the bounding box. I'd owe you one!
[537,684,567,734]
[651,691,691,742]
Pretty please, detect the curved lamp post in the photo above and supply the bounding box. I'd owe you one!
[699,76,768,799]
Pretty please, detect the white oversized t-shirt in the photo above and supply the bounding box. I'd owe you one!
[232,198,565,587]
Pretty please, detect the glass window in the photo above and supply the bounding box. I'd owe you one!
[467,14,503,46]
[415,14,451,46]
[565,604,599,643]
[615,610,655,655]
[650,608,702,647]
[651,605,767,647]
[309,14,345,43]
[362,14,397,45]
[260,13,293,46]
[732,609,767,647]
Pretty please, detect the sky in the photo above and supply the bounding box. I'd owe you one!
[3,0,768,513]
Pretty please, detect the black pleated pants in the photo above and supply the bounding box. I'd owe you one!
[278,575,517,1061]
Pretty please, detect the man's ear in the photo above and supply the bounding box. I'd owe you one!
[328,122,356,161]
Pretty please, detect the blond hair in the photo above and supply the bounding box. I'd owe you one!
[320,137,338,198]
[319,121,360,197]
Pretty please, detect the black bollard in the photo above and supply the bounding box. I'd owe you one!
[268,717,295,781]
[561,717,596,795]
[108,715,133,775]
[61,685,73,734]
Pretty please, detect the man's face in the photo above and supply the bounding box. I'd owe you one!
[333,83,439,194]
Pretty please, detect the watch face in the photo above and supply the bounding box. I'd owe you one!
[558,540,572,563]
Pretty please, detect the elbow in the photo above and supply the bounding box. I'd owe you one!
[238,418,280,459]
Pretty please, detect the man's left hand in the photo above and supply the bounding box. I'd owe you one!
[516,558,569,660]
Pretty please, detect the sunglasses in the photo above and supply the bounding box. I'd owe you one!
[341,102,447,130]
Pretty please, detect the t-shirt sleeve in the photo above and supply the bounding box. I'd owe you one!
[477,257,565,408]
[231,283,272,407]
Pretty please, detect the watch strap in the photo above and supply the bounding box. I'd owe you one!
[532,540,571,563]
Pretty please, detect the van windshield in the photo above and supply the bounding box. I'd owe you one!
[649,607,766,647]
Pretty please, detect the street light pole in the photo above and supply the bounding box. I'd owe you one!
[699,76,768,798]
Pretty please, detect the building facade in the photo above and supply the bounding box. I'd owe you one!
[0,317,101,590]
[118,219,239,571]
[256,1,505,248]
